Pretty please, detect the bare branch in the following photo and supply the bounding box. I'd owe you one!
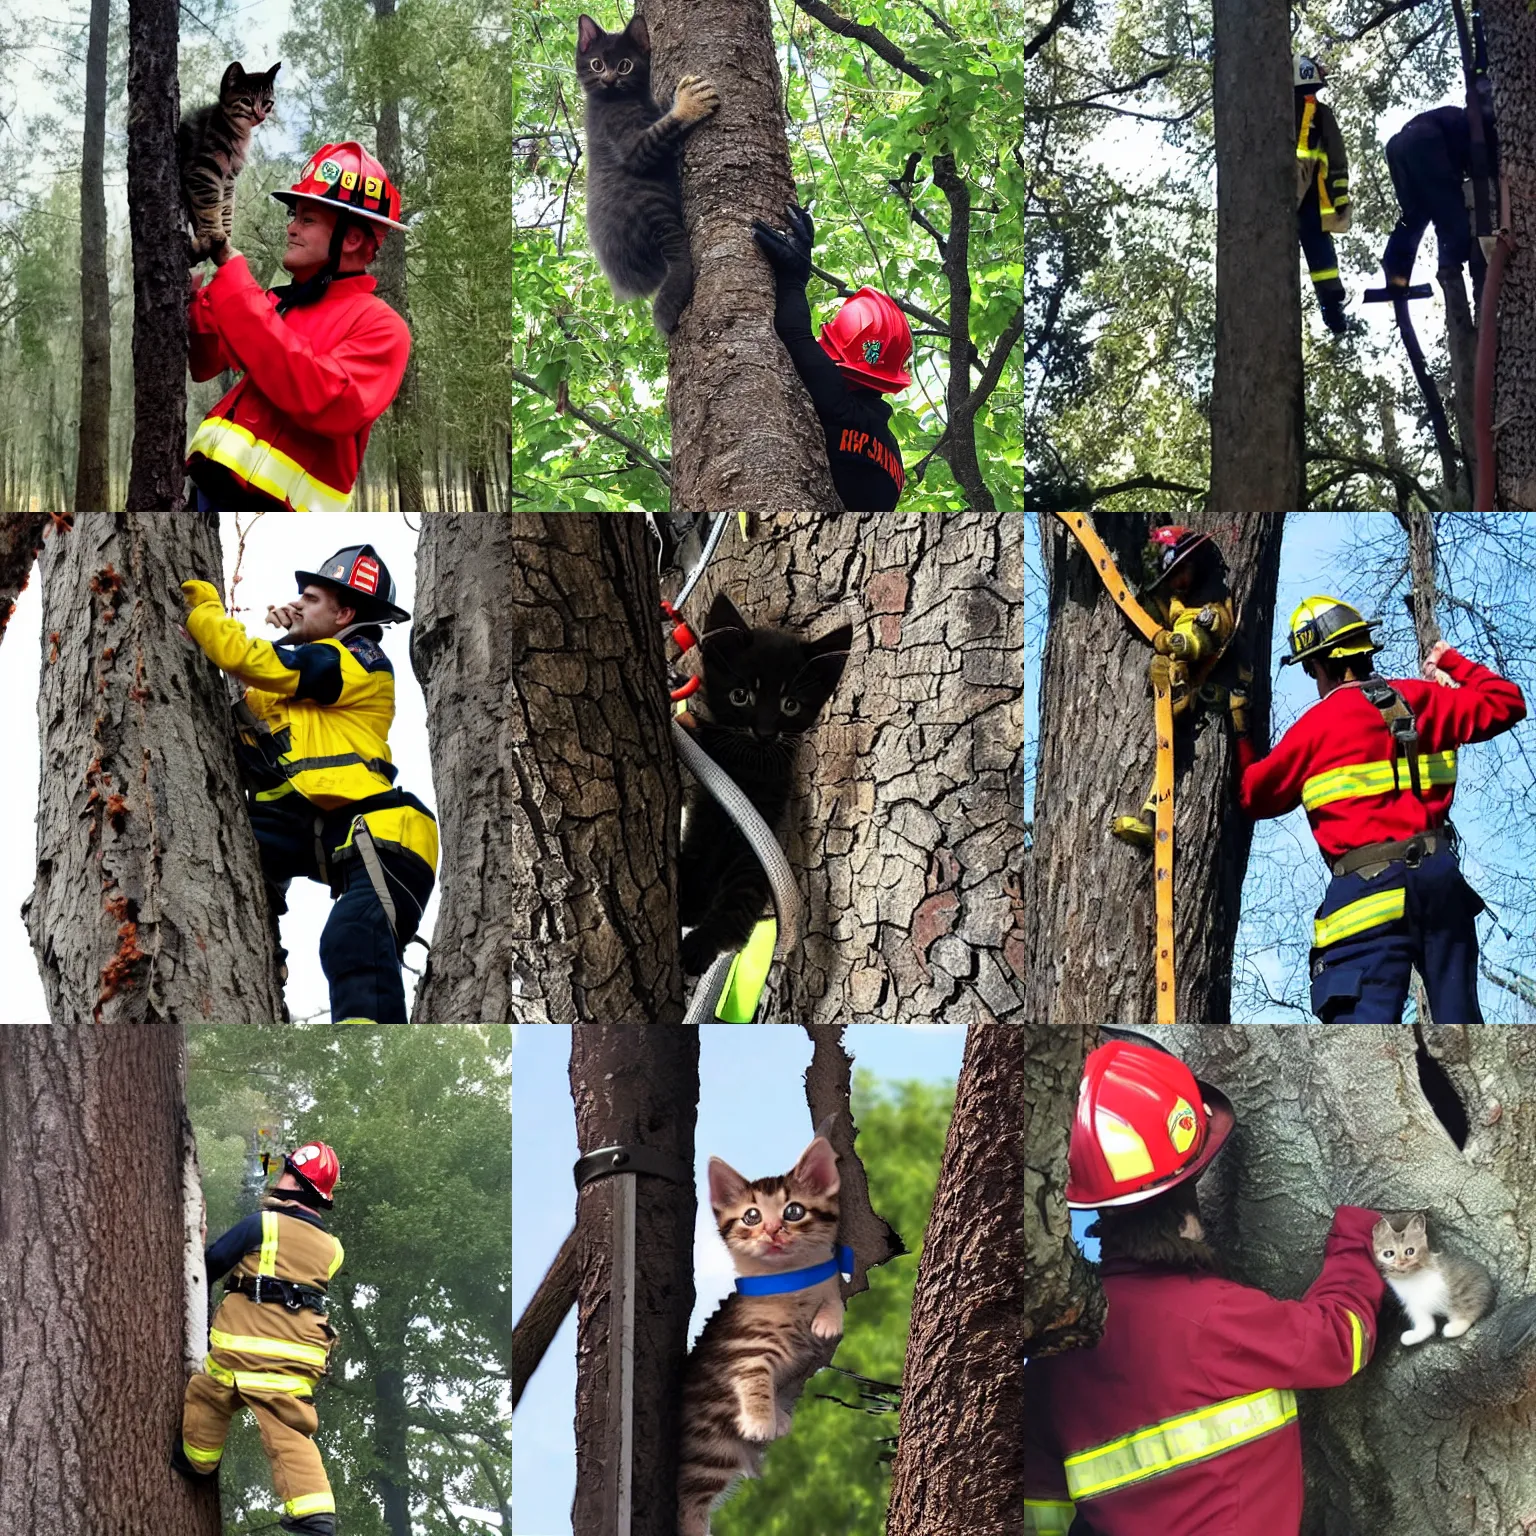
[786,0,933,84]
[510,370,672,486]
[1024,0,1076,60]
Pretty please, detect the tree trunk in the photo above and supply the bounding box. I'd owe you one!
[0,513,50,644]
[1210,0,1304,512]
[125,0,185,510]
[683,510,1022,1023]
[372,0,426,513]
[75,0,112,513]
[373,1354,413,1536]
[1483,0,1534,508]
[1440,267,1477,503]
[887,1014,1102,1536]
[1027,510,1285,1024]
[0,1024,221,1535]
[643,0,840,514]
[409,514,683,1024]
[569,1025,699,1536]
[25,514,284,1024]
[1169,1023,1536,1534]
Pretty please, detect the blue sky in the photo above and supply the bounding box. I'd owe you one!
[511,1024,967,1536]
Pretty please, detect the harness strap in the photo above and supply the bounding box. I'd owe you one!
[351,815,399,938]
[1360,679,1424,797]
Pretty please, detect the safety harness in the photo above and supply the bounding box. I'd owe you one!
[225,1273,331,1316]
[1361,678,1423,796]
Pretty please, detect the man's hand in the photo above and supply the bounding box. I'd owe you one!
[181,579,220,610]
[1422,640,1453,681]
[210,239,239,269]
[188,270,206,299]
[267,602,299,633]
[751,202,814,287]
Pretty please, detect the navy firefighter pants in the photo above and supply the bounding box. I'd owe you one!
[1297,190,1346,331]
[1383,117,1487,302]
[251,798,433,1024]
[1308,847,1485,1024]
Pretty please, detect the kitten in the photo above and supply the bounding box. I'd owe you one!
[179,61,279,263]
[1372,1212,1494,1346]
[677,1136,845,1536]
[677,592,852,975]
[576,14,720,334]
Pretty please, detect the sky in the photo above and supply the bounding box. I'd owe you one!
[0,512,433,1024]
[511,1023,969,1536]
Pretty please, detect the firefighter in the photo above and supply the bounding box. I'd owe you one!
[185,141,410,512]
[1236,597,1526,1024]
[1382,84,1501,308]
[1023,1037,1385,1536]
[1111,525,1237,847]
[750,203,910,511]
[1294,56,1354,336]
[180,545,438,1024]
[174,1141,344,1535]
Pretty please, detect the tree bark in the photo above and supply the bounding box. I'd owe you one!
[683,510,1022,1023]
[75,0,112,513]
[887,1012,1102,1536]
[125,0,185,511]
[0,513,50,644]
[0,1024,221,1535]
[1440,267,1477,503]
[1482,0,1534,508]
[1027,510,1286,1024]
[1169,1023,1536,1534]
[570,1025,699,1536]
[643,0,840,514]
[372,0,426,513]
[410,514,683,1024]
[513,1226,580,1408]
[25,514,284,1024]
[1209,0,1304,512]
[373,1353,413,1536]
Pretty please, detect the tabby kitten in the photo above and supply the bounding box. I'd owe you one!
[1372,1212,1494,1345]
[677,1136,845,1536]
[576,14,720,334]
[179,61,279,263]
[678,592,852,975]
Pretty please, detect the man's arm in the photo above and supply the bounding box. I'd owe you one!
[1236,709,1315,820]
[1022,1362,1076,1534]
[1320,102,1351,208]
[771,281,853,419]
[1418,645,1527,747]
[204,1210,266,1285]
[181,580,345,701]
[188,273,238,383]
[200,256,410,437]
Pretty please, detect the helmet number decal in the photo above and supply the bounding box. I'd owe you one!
[351,556,380,594]
[341,170,359,190]
[1167,1099,1198,1155]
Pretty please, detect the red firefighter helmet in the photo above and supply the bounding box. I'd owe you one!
[1066,1039,1235,1209]
[273,141,408,234]
[277,1141,340,1207]
[817,287,913,392]
[295,543,411,624]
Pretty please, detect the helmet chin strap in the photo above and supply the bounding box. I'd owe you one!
[276,213,354,313]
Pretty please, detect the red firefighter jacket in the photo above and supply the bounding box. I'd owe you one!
[1237,648,1525,861]
[186,256,410,512]
[1023,1207,1384,1536]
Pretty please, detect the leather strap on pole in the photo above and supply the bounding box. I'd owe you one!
[1052,511,1177,1024]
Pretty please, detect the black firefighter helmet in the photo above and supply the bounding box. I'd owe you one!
[1142,524,1226,595]
[295,544,411,625]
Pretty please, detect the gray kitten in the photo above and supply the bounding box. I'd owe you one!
[1372,1212,1494,1346]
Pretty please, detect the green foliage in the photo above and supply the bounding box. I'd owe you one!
[713,1071,955,1535]
[187,1024,511,1535]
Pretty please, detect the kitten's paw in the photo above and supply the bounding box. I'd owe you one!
[1400,1327,1434,1346]
[736,1407,777,1442]
[1442,1318,1474,1339]
[673,75,721,123]
[774,1406,794,1437]
[811,1304,844,1341]
[680,929,717,975]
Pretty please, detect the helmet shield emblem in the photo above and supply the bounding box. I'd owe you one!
[863,340,882,364]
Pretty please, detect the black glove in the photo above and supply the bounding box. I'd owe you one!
[751,202,814,287]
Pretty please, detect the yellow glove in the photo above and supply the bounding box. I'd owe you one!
[181,579,222,611]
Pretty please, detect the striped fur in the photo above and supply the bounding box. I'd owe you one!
[179,61,279,263]
[677,1137,844,1535]
[678,593,852,975]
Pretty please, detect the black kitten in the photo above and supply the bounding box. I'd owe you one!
[577,13,721,334]
[678,593,852,975]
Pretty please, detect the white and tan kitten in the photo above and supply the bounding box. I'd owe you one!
[676,1135,845,1536]
[1373,1212,1494,1346]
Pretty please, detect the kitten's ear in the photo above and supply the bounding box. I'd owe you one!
[799,621,853,694]
[625,12,652,52]
[791,1136,840,1197]
[708,1156,751,1210]
[1406,1212,1429,1236]
[577,14,603,52]
[266,62,282,82]
[702,592,750,644]
[222,61,245,89]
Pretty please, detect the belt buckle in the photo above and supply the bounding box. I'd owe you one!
[1404,837,1425,869]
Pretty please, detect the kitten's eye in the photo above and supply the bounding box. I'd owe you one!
[1404,1247,1415,1256]
[780,697,802,717]
[618,58,633,74]
[1383,1249,1394,1259]
[728,687,753,706]
[784,1202,806,1221]
[589,59,602,70]
[741,1207,761,1226]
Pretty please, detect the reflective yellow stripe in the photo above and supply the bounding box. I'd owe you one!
[328,1238,345,1280]
[210,1329,330,1370]
[254,780,298,802]
[1309,267,1340,282]
[1347,1309,1365,1375]
[1313,888,1407,948]
[1301,750,1458,810]
[286,1492,337,1517]
[182,1440,224,1468]
[204,1355,316,1396]
[1065,1388,1297,1501]
[1023,1498,1076,1533]
[188,415,354,513]
[259,1211,280,1278]
[716,918,777,1022]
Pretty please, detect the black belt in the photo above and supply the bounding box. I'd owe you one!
[226,1274,330,1315]
[1330,828,1450,878]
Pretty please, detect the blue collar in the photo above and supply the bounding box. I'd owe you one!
[735,1245,854,1296]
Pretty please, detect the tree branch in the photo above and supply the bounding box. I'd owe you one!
[512,1223,578,1407]
[1345,0,1436,40]
[510,370,672,486]
[786,0,933,84]
[1024,0,1076,60]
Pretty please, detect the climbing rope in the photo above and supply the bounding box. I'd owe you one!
[1052,512,1177,1025]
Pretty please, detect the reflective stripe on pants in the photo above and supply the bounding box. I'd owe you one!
[1023,1497,1077,1533]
